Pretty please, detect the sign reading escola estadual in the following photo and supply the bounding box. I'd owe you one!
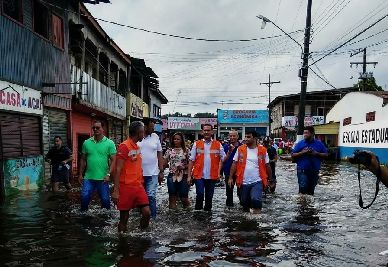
[0,81,43,115]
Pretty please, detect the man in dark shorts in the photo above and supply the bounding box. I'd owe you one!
[263,137,278,193]
[45,136,72,192]
[112,121,150,232]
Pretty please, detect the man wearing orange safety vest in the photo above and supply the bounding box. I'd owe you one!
[188,124,226,211]
[229,130,272,214]
[112,121,150,232]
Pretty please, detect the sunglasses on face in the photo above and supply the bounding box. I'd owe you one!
[92,126,101,130]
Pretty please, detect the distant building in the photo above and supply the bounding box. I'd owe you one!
[326,91,388,164]
[217,110,269,140]
[268,88,357,140]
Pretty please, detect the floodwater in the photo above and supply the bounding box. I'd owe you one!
[1,160,387,267]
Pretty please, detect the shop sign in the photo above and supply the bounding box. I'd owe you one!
[3,155,44,193]
[218,110,268,124]
[130,93,144,119]
[0,81,43,115]
[168,117,200,130]
[282,116,325,127]
[339,120,388,148]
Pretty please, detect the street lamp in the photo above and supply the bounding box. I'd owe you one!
[257,0,313,143]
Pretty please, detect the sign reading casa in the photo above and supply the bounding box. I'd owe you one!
[0,81,42,115]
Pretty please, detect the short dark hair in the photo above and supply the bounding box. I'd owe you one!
[54,136,62,140]
[201,124,213,130]
[304,126,315,134]
[93,120,104,127]
[129,121,144,136]
[245,130,257,138]
[142,117,155,126]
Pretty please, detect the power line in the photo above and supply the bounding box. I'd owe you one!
[93,17,303,43]
[309,13,388,67]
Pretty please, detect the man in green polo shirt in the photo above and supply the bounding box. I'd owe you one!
[79,120,117,211]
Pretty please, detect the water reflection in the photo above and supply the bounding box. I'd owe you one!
[1,161,388,266]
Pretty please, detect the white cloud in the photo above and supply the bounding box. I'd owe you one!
[87,0,388,114]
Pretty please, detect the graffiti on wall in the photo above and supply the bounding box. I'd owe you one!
[3,155,44,193]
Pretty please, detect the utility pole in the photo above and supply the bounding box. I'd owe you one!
[260,74,280,137]
[350,48,378,91]
[296,0,313,141]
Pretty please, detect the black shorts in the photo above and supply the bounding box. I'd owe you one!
[51,168,70,184]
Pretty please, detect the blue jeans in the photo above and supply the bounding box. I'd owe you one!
[144,175,158,218]
[167,173,189,198]
[194,179,216,211]
[80,179,110,211]
[297,169,319,196]
[240,181,263,211]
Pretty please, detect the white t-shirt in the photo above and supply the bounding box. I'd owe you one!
[138,133,162,176]
[233,147,270,185]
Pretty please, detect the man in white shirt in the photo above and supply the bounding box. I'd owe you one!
[229,130,271,214]
[188,124,226,211]
[138,118,164,218]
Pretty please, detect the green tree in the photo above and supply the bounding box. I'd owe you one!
[194,112,216,118]
[354,77,383,91]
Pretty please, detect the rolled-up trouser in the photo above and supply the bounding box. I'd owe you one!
[194,178,216,211]
[167,173,189,198]
[144,175,158,218]
[80,179,110,211]
[297,169,319,196]
[240,181,263,211]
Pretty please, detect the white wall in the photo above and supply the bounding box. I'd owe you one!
[326,92,388,124]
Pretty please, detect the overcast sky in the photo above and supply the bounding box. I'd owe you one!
[87,0,388,115]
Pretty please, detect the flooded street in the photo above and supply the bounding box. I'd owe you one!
[1,160,387,267]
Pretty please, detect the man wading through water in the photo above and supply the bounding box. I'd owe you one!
[188,124,226,211]
[291,126,328,196]
[79,121,116,211]
[222,130,241,207]
[112,121,150,231]
[229,130,271,213]
[45,136,72,192]
[138,118,165,219]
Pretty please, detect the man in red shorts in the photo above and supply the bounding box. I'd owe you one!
[112,121,150,232]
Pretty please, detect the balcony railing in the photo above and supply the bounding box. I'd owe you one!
[71,65,126,119]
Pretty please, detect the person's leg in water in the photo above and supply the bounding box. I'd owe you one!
[250,181,263,214]
[119,211,129,233]
[240,183,251,212]
[178,177,190,208]
[194,179,205,210]
[167,174,178,209]
[140,206,151,229]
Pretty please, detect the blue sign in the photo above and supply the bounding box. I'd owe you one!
[217,110,269,124]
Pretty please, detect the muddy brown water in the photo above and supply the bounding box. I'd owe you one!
[1,160,387,266]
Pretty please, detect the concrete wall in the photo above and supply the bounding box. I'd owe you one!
[326,92,388,124]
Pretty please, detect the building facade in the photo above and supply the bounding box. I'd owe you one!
[0,0,73,201]
[268,88,357,140]
[326,91,388,164]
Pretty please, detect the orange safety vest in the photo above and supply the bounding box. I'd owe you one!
[192,140,221,180]
[235,144,268,188]
[119,139,143,186]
